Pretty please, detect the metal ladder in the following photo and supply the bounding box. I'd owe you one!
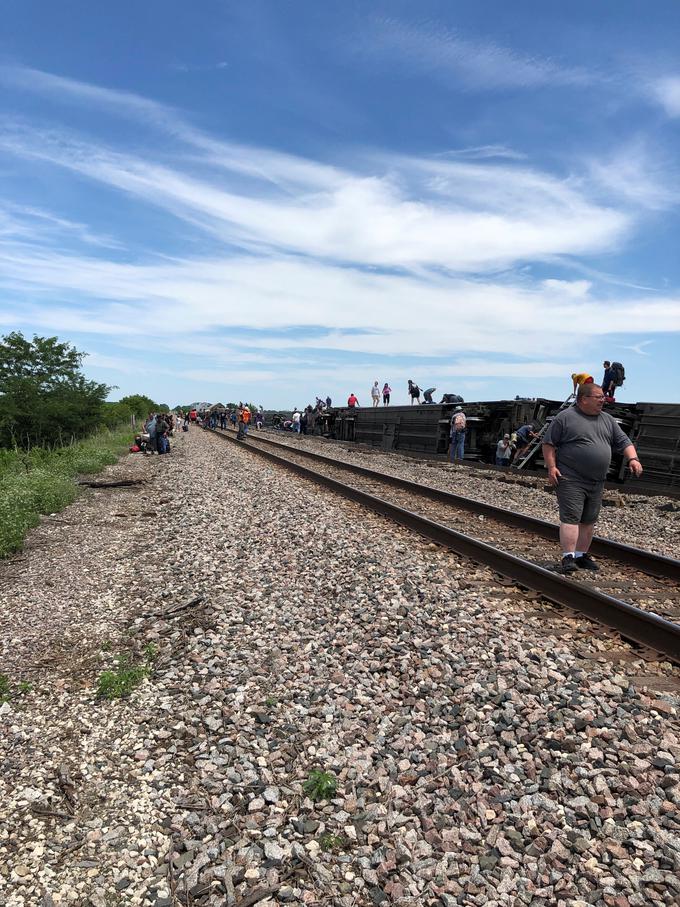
[512,393,575,470]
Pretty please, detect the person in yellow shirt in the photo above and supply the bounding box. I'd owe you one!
[571,372,594,394]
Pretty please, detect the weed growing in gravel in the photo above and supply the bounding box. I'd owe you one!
[143,643,159,662]
[264,695,278,708]
[0,425,131,558]
[0,673,10,702]
[319,832,347,853]
[0,673,31,702]
[96,656,148,700]
[303,769,338,802]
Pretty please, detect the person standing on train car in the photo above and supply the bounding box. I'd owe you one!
[542,383,643,574]
[571,371,594,394]
[382,382,391,405]
[449,406,466,464]
[371,381,381,407]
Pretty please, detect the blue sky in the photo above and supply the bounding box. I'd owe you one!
[1,1,679,408]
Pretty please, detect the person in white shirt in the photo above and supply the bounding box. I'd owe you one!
[292,410,301,434]
[496,434,512,466]
[371,381,380,407]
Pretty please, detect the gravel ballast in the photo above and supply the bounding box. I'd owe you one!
[1,428,679,907]
[252,430,680,559]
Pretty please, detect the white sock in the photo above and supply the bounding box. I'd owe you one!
[574,551,585,558]
[562,552,575,558]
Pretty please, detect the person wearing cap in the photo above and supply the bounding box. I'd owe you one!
[512,422,538,462]
[542,383,643,574]
[449,406,466,463]
[496,433,513,466]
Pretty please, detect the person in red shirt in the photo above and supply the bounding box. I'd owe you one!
[347,393,359,408]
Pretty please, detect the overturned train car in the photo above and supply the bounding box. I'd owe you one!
[324,400,680,494]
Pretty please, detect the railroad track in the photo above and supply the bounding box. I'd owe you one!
[211,427,680,664]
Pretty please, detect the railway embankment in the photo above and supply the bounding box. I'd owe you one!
[1,428,679,906]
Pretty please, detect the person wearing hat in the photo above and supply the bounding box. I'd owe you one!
[449,406,466,463]
[512,422,538,462]
[496,433,513,466]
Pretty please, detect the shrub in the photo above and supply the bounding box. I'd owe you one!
[96,657,148,699]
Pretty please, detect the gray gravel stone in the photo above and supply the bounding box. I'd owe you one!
[0,428,678,907]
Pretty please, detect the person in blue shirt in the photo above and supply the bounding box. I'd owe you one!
[513,423,538,462]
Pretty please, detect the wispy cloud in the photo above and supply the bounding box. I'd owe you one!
[0,202,124,249]
[434,145,528,161]
[622,340,654,356]
[1,67,679,404]
[0,119,630,273]
[365,18,592,91]
[586,140,680,211]
[649,76,680,117]
[169,61,229,73]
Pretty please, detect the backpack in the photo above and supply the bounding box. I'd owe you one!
[611,362,625,387]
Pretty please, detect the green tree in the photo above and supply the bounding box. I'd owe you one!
[0,332,110,448]
[100,394,161,429]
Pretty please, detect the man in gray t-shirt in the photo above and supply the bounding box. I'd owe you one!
[542,384,643,574]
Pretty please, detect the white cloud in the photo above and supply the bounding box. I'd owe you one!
[181,368,278,383]
[1,68,679,403]
[541,279,592,299]
[0,121,630,273]
[3,249,680,361]
[650,76,680,117]
[587,142,680,211]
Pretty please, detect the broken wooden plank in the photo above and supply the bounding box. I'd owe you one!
[77,479,145,488]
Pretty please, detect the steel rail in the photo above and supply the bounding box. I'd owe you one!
[216,429,680,582]
[214,429,680,664]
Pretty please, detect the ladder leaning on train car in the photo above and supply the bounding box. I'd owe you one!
[512,393,576,470]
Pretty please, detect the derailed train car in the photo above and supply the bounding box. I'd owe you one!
[324,399,680,493]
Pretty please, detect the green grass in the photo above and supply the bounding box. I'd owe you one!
[95,644,157,700]
[0,425,132,558]
[96,657,148,700]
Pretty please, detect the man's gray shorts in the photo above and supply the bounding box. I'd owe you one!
[555,477,604,525]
